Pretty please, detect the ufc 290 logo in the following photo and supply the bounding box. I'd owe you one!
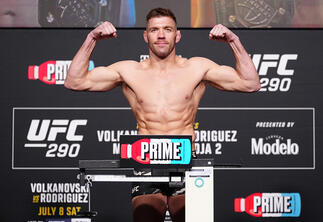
[25,119,87,158]
[251,54,298,92]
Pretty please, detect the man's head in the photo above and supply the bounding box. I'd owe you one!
[146,8,177,25]
[144,8,181,59]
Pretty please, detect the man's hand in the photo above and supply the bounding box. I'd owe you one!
[209,24,238,42]
[89,21,117,41]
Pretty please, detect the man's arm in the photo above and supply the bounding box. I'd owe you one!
[203,24,261,92]
[64,22,122,91]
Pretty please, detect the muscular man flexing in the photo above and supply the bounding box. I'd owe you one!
[65,7,260,222]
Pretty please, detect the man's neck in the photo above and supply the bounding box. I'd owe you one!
[148,50,178,70]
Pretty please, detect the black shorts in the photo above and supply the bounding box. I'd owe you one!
[131,169,185,198]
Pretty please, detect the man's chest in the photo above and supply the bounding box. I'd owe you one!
[123,70,203,104]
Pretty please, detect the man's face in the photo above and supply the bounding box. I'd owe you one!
[144,16,180,59]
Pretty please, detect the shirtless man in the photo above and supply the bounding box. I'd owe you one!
[64,7,260,222]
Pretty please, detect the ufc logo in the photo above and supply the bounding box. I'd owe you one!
[27,119,87,141]
[251,54,298,76]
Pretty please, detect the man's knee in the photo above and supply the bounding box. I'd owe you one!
[132,193,167,222]
[168,194,185,222]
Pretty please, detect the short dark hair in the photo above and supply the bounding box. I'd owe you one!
[146,8,177,24]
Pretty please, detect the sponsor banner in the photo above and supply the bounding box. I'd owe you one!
[250,54,298,92]
[234,193,301,217]
[28,181,89,221]
[28,60,95,85]
[12,108,137,169]
[195,108,314,169]
[12,107,314,169]
[120,135,192,168]
[1,29,323,222]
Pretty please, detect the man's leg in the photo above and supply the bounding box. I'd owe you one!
[168,194,185,222]
[132,193,167,222]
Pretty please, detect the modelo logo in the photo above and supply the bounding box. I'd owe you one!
[251,138,299,155]
[235,193,301,217]
[25,119,87,158]
[28,60,94,85]
[250,54,298,92]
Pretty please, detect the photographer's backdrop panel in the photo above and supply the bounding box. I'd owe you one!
[1,29,322,221]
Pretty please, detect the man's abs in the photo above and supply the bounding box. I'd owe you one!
[138,124,196,152]
[133,101,198,141]
[138,124,196,140]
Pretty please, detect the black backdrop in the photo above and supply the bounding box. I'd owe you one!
[1,28,322,221]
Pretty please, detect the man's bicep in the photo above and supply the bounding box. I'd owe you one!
[86,66,122,91]
[204,64,241,91]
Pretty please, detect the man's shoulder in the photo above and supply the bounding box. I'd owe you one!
[188,56,220,69]
[110,60,140,69]
[188,56,213,64]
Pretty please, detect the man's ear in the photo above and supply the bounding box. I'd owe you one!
[143,30,148,43]
[175,30,181,43]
